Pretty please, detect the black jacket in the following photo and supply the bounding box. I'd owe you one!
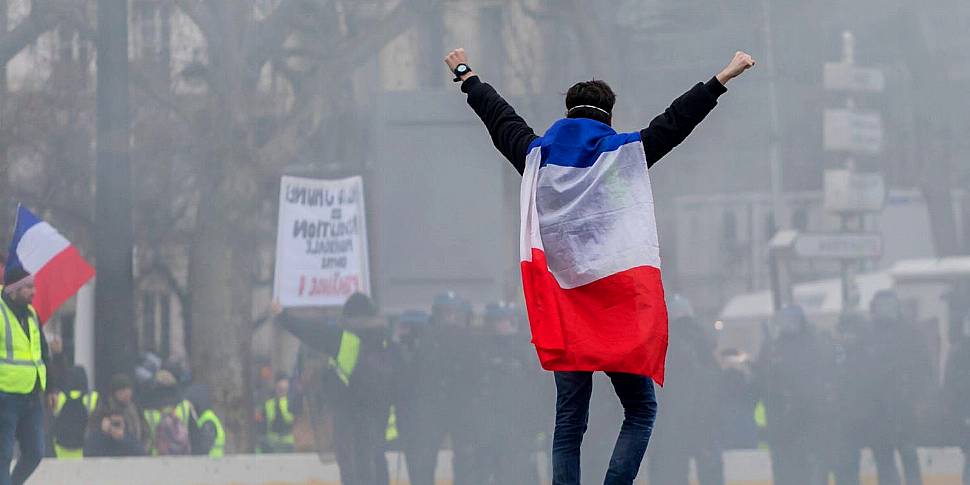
[83,430,146,457]
[277,312,393,415]
[461,75,727,174]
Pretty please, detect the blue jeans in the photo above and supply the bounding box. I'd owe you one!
[553,371,657,485]
[0,391,45,485]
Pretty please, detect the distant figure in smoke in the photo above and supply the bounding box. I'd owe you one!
[944,312,970,485]
[477,302,544,485]
[388,309,439,485]
[648,294,724,485]
[831,311,876,485]
[757,305,832,485]
[430,292,483,485]
[717,348,758,451]
[865,290,929,485]
[445,47,753,484]
[389,292,480,485]
[260,373,295,453]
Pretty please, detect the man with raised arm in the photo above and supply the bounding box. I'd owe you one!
[445,48,754,485]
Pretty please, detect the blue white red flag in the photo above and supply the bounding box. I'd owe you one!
[5,205,95,323]
[520,118,668,384]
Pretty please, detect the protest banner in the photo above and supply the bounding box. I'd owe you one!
[274,175,370,307]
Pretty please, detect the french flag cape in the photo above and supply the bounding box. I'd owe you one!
[520,118,668,385]
[5,205,96,324]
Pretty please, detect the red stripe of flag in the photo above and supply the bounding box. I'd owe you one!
[521,249,668,385]
[31,246,95,324]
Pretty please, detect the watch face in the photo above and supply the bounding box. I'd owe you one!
[456,65,469,74]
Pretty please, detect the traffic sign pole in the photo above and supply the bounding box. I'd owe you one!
[820,31,886,310]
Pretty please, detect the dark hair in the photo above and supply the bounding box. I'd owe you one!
[565,80,616,125]
[343,292,377,318]
[110,373,134,393]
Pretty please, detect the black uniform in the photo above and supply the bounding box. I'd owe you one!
[476,332,544,484]
[391,324,447,485]
[865,313,929,485]
[649,316,724,485]
[831,312,878,485]
[758,309,833,485]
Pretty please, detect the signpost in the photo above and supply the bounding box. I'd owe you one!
[823,62,886,93]
[823,109,883,155]
[816,31,886,309]
[794,233,883,259]
[824,169,886,212]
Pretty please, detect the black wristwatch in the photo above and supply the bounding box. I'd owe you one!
[452,63,471,82]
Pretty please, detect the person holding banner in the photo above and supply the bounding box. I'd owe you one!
[272,293,393,485]
[445,48,754,484]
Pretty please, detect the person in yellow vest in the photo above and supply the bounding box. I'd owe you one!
[185,383,225,457]
[50,365,97,458]
[273,293,393,485]
[261,373,295,453]
[0,268,49,485]
[142,370,194,455]
[195,406,225,457]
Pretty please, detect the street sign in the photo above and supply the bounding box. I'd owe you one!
[823,109,883,154]
[824,63,885,92]
[824,169,886,212]
[794,233,883,259]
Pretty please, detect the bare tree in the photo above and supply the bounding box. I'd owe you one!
[163,0,439,451]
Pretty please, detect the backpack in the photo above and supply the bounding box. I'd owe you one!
[53,394,89,449]
[154,409,192,455]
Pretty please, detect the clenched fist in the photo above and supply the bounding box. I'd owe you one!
[716,51,756,85]
[444,48,476,81]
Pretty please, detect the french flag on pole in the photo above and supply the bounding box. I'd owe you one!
[5,205,95,324]
[520,118,668,385]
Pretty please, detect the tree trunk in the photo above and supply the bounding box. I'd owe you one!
[187,186,255,452]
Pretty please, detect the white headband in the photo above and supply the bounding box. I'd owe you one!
[566,104,611,117]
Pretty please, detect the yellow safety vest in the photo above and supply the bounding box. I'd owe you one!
[0,297,46,394]
[329,331,361,386]
[264,396,295,446]
[325,332,397,443]
[52,390,99,459]
[326,331,397,444]
[754,400,768,449]
[196,409,225,457]
[144,399,193,455]
[386,405,398,443]
[54,390,99,416]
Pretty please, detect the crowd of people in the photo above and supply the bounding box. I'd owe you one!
[42,353,225,460]
[653,289,970,485]
[266,289,970,485]
[4,278,968,485]
[271,291,550,485]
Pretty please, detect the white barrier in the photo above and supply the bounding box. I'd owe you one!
[28,448,966,485]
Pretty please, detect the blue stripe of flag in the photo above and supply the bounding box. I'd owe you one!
[530,118,641,168]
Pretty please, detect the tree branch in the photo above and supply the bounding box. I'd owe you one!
[0,0,58,65]
[256,0,438,167]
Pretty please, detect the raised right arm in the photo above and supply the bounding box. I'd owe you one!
[446,48,538,175]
